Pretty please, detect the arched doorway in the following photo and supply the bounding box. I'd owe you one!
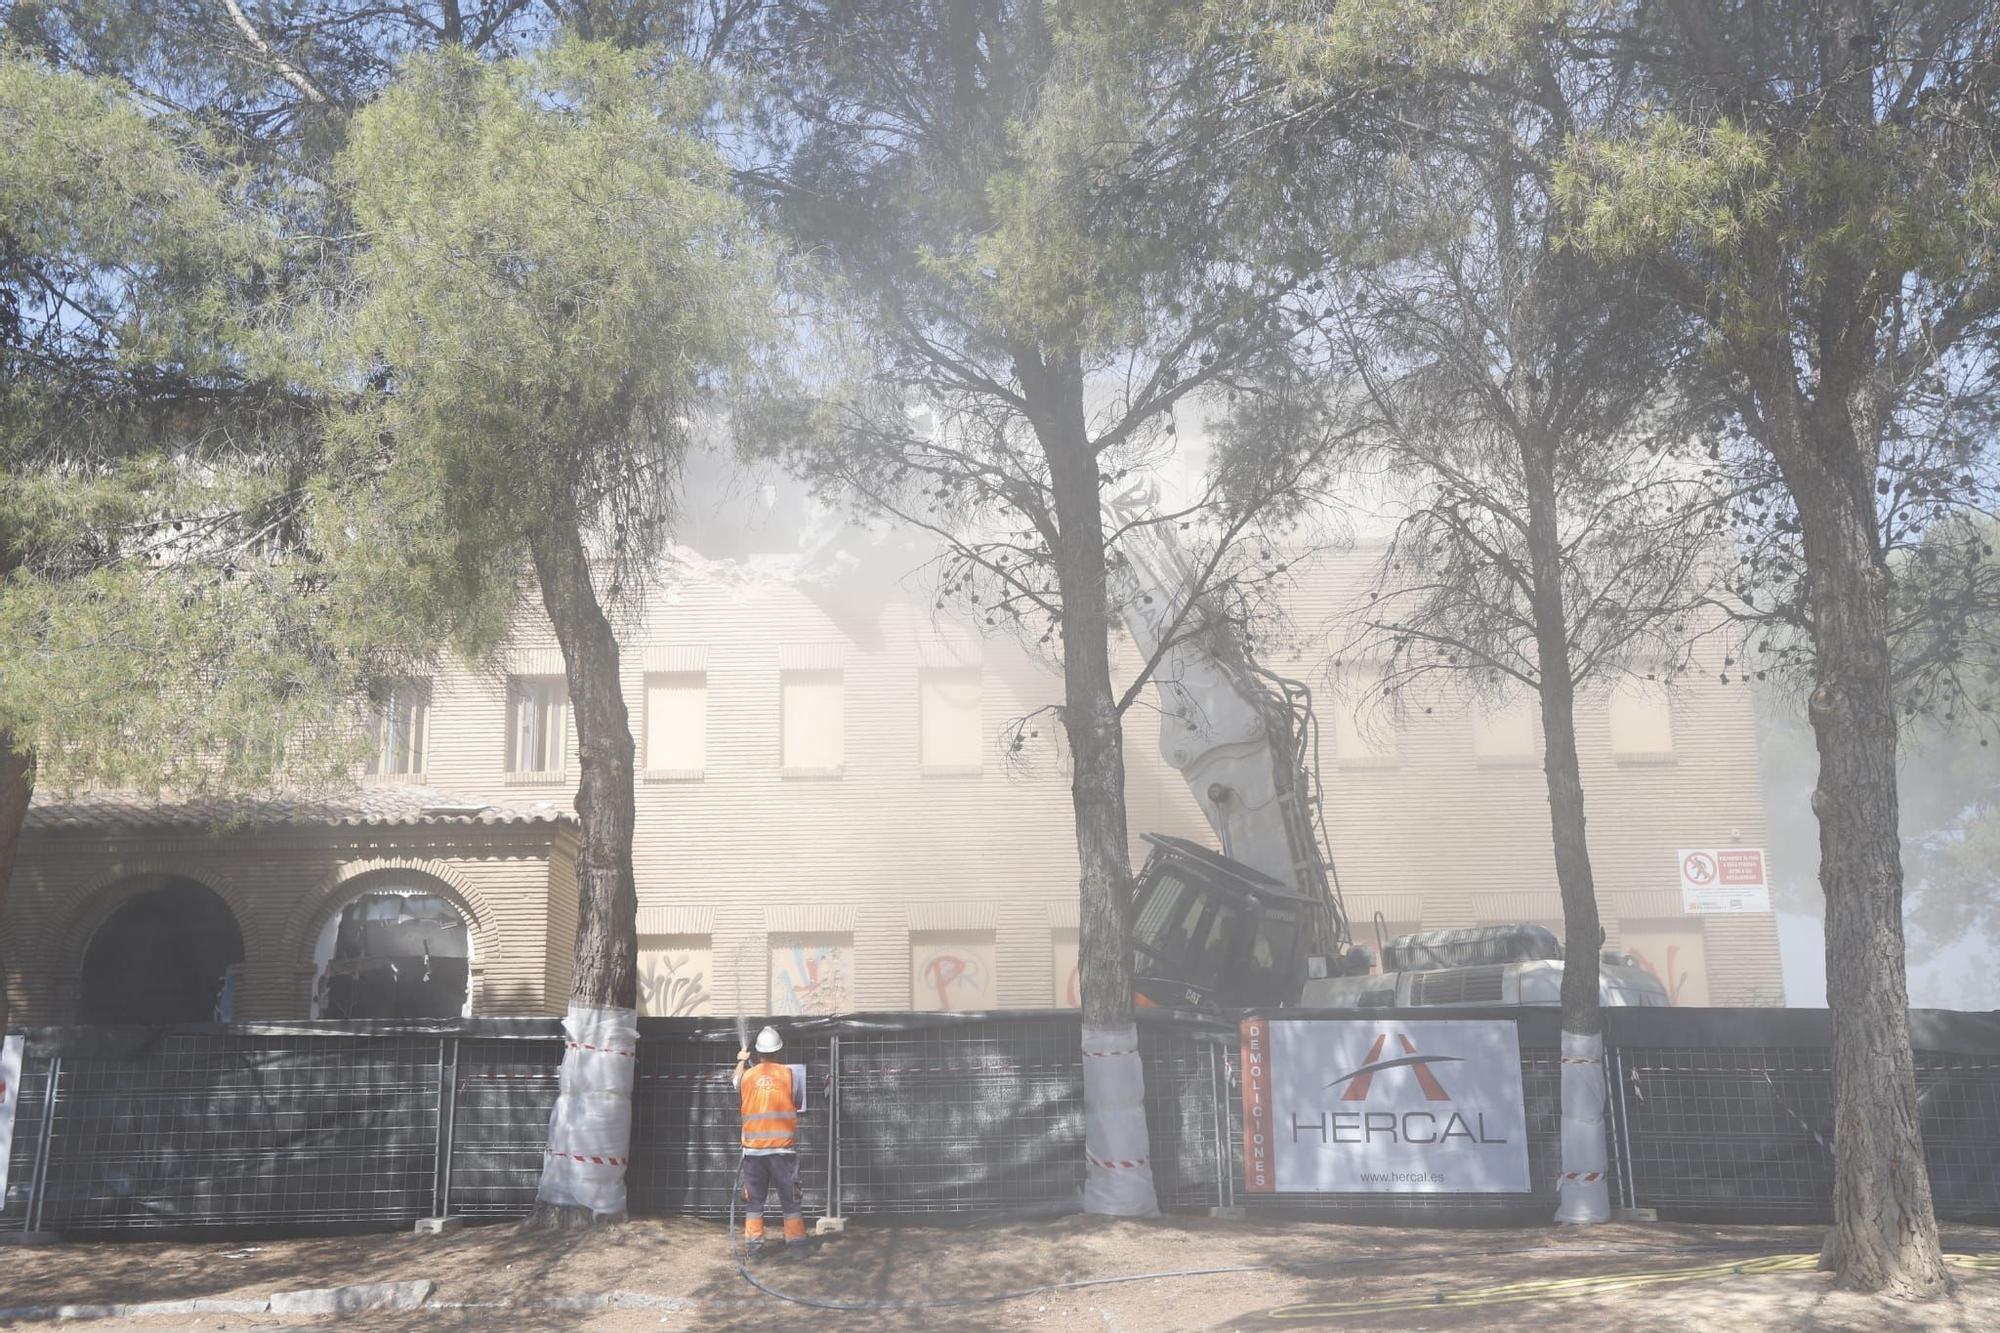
[310,882,472,1020]
[80,878,245,1024]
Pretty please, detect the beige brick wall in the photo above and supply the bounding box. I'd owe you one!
[5,543,1783,1020]
[417,546,1783,1012]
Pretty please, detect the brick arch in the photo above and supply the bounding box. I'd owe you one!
[284,857,502,976]
[54,862,260,1012]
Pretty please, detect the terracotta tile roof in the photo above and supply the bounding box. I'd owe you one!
[25,784,573,832]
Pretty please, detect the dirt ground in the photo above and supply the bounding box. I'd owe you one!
[2,1216,1996,1331]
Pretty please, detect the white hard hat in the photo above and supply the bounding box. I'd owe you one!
[754,1025,784,1054]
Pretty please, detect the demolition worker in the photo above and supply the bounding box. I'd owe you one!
[734,1025,809,1258]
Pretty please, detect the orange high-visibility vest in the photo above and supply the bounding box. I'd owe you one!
[739,1061,798,1151]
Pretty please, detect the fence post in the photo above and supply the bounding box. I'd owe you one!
[433,1037,459,1219]
[826,1034,842,1220]
[25,1052,60,1234]
[1612,1046,1637,1211]
[1209,1037,1234,1210]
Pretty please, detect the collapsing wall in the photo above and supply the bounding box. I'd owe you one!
[2,1008,1996,1235]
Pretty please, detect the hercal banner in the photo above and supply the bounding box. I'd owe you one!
[1241,1018,1530,1193]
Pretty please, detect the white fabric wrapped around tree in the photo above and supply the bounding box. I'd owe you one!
[1082,1022,1160,1216]
[535,1002,639,1218]
[1555,1029,1611,1224]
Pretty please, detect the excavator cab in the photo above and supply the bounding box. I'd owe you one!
[1129,834,1317,1010]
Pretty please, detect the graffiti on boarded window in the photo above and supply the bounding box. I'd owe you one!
[770,935,852,1015]
[1620,922,1710,1007]
[910,931,997,1010]
[638,935,713,1017]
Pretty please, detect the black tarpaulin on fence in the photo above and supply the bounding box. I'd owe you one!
[5,1007,1998,1236]
[1600,1008,2000,1224]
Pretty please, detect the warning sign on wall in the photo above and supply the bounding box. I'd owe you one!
[1240,1018,1530,1194]
[1678,848,1770,914]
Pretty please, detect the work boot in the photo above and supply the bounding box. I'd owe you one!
[743,1238,766,1260]
[784,1240,815,1260]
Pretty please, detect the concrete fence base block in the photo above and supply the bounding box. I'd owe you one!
[269,1279,435,1315]
[415,1215,464,1234]
[1614,1207,1659,1223]
[813,1216,847,1236]
[1207,1206,1247,1221]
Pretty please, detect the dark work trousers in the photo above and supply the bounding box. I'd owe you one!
[740,1151,804,1245]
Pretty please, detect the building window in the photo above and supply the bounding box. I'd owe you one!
[644,672,707,778]
[1330,671,1397,765]
[781,669,844,774]
[1472,690,1540,763]
[638,934,713,1016]
[1617,920,1710,1006]
[911,930,999,1010]
[507,675,569,777]
[770,933,853,1014]
[919,668,983,773]
[1609,676,1675,760]
[366,680,431,777]
[311,889,471,1019]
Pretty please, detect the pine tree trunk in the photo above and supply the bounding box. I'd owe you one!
[1521,434,1608,1224]
[1788,441,1949,1296]
[1027,346,1159,1217]
[524,513,640,1229]
[1742,356,1949,1293]
[0,734,35,1032]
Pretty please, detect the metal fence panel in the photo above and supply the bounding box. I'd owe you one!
[446,1036,560,1218]
[26,1033,439,1232]
[4,1008,1996,1235]
[628,1033,831,1223]
[1615,1045,2000,1223]
[1,1049,52,1231]
[834,1017,1084,1215]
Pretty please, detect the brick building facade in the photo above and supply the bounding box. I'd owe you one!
[1,542,1783,1022]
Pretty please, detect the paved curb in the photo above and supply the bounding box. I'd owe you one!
[0,1281,728,1322]
[269,1280,435,1315]
[0,1298,271,1321]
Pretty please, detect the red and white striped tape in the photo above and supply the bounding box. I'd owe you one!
[545,1148,627,1168]
[566,1041,636,1059]
[1085,1150,1151,1172]
[1558,1171,1604,1183]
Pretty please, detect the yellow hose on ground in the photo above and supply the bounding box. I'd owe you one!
[1265,1252,2000,1320]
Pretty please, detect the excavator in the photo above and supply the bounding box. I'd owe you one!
[1108,483,1668,1011]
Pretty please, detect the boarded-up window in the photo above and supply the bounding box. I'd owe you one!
[366,680,430,776]
[770,933,853,1014]
[1619,921,1710,1006]
[1472,690,1539,761]
[1050,928,1080,1008]
[644,672,707,776]
[911,930,998,1010]
[1330,671,1396,764]
[1610,677,1675,758]
[507,675,568,775]
[781,670,844,772]
[919,668,983,772]
[637,934,712,1016]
